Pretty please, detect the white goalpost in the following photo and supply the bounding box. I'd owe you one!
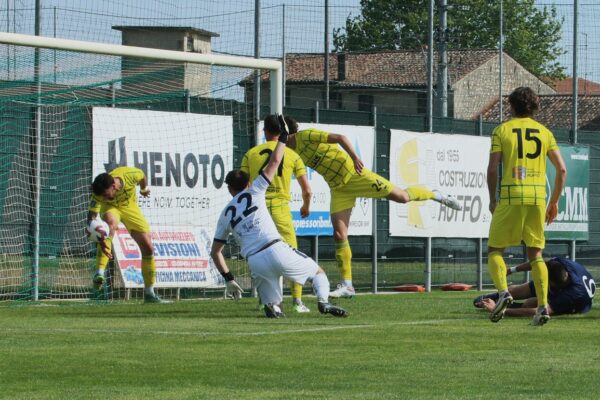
[0,32,282,301]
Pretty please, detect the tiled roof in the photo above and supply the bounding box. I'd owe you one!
[282,49,499,87]
[552,77,600,95]
[479,94,600,131]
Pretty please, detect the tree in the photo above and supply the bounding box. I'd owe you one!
[333,0,565,80]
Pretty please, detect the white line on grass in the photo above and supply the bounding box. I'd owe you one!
[3,319,459,338]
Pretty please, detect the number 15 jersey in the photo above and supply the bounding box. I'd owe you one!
[213,173,281,259]
[490,117,558,205]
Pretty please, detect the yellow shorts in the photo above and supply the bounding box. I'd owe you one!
[488,203,545,249]
[330,169,394,214]
[101,202,150,233]
[266,198,297,248]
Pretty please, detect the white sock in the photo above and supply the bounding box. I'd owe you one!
[95,269,105,276]
[343,280,353,287]
[433,191,443,202]
[144,286,155,296]
[311,272,330,303]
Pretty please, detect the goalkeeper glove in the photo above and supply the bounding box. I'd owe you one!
[277,113,289,144]
[140,187,151,197]
[225,280,244,301]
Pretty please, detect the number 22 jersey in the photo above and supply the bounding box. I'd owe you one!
[213,172,281,259]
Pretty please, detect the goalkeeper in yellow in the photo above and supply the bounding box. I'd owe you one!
[486,87,566,325]
[283,115,462,298]
[87,166,168,303]
[241,114,313,313]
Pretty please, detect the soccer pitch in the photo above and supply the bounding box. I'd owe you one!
[1,292,598,400]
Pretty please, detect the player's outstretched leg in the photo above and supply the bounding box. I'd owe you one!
[431,189,462,210]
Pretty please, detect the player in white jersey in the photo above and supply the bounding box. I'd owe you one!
[210,115,348,318]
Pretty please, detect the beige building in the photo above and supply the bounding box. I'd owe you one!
[113,26,219,97]
[245,49,555,120]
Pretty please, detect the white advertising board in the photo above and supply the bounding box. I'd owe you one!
[389,130,492,238]
[92,107,233,229]
[113,226,222,288]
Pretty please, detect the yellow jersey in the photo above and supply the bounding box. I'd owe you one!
[240,141,306,201]
[490,117,558,205]
[293,128,355,189]
[89,166,145,212]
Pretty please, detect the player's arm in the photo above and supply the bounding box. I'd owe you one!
[506,258,550,275]
[480,298,555,316]
[486,152,502,214]
[327,133,364,174]
[298,175,312,218]
[262,114,289,182]
[210,240,243,300]
[546,149,567,224]
[138,174,150,198]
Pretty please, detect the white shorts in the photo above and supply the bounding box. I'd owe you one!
[247,241,319,305]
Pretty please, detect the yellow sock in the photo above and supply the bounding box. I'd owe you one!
[530,257,549,307]
[488,251,508,292]
[405,186,435,201]
[335,239,352,282]
[291,281,303,302]
[141,255,156,287]
[95,236,113,273]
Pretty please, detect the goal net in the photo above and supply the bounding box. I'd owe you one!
[0,32,281,301]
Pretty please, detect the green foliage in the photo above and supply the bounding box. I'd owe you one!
[333,0,565,79]
[1,293,599,399]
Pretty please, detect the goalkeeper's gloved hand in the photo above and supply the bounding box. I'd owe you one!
[277,113,289,144]
[140,187,151,197]
[225,280,244,301]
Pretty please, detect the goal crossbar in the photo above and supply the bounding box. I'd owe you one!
[0,32,282,112]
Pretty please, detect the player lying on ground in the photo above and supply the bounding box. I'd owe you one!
[282,115,462,298]
[88,167,169,303]
[210,114,347,318]
[474,257,595,317]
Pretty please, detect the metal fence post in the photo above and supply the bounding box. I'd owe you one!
[372,106,378,293]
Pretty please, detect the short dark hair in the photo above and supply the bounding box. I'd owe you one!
[91,173,114,196]
[508,87,539,117]
[225,169,250,192]
[263,114,282,135]
[547,259,569,288]
[284,115,298,134]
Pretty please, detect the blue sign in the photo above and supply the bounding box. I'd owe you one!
[292,211,333,236]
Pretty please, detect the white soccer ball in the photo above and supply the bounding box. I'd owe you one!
[86,219,109,243]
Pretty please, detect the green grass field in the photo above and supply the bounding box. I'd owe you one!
[1,292,598,400]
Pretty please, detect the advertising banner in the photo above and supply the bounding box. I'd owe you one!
[92,108,233,229]
[545,145,589,240]
[113,226,223,288]
[389,130,492,238]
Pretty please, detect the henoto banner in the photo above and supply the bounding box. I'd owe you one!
[92,108,233,229]
[389,130,492,238]
[257,122,375,236]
